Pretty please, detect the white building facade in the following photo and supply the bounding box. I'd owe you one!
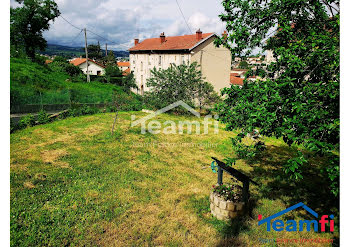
[70,58,105,76]
[129,30,231,95]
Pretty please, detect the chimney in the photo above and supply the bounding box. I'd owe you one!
[222,30,228,41]
[196,29,203,40]
[160,32,165,43]
[134,39,139,45]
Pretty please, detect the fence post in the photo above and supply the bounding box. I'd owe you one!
[242,180,250,203]
[39,91,43,111]
[217,167,223,186]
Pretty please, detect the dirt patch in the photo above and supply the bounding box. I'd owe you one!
[41,149,70,168]
[23,181,35,189]
[82,125,105,136]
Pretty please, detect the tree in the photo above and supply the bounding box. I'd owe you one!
[146,62,201,109]
[146,62,218,112]
[121,72,138,92]
[238,61,249,69]
[87,42,102,60]
[104,50,116,65]
[104,64,123,84]
[195,81,220,113]
[10,0,60,59]
[215,0,339,195]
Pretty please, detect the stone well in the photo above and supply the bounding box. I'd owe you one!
[209,191,245,221]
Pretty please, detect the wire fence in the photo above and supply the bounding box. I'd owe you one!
[10,89,134,114]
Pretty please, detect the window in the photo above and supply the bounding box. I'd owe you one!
[97,70,101,76]
[141,75,144,95]
[159,55,162,66]
[181,55,185,64]
[141,61,143,71]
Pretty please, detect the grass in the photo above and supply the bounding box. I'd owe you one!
[10,58,141,109]
[10,112,339,246]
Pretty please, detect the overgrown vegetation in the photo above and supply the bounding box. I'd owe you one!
[215,0,339,196]
[10,57,142,112]
[145,62,220,113]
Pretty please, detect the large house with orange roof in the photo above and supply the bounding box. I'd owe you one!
[70,58,105,76]
[128,29,231,95]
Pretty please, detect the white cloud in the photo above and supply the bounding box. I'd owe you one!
[11,0,226,50]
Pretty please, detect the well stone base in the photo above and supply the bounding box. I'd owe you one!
[209,192,245,221]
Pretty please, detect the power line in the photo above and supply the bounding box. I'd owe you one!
[86,29,130,48]
[60,15,82,30]
[175,0,192,33]
[70,29,83,44]
[59,15,130,49]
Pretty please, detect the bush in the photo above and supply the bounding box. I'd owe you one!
[36,110,51,124]
[18,114,35,129]
[145,62,218,113]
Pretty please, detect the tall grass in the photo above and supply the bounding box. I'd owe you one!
[10,57,141,111]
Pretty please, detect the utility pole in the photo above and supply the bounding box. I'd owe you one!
[84,28,90,82]
[105,43,108,56]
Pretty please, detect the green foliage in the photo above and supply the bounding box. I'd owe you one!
[67,104,100,117]
[195,81,221,111]
[105,50,116,65]
[104,64,123,84]
[229,131,266,165]
[48,57,82,77]
[121,72,138,92]
[18,114,35,129]
[283,151,306,180]
[10,58,142,111]
[238,61,249,69]
[86,42,103,60]
[145,62,219,112]
[10,0,60,59]
[215,0,339,195]
[212,182,242,202]
[36,110,51,124]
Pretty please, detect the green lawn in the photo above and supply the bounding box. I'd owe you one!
[10,112,338,246]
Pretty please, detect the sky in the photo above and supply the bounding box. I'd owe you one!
[11,0,226,51]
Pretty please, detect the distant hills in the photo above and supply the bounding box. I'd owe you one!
[41,44,129,58]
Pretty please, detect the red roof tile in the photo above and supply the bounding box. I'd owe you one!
[70,58,105,68]
[231,72,240,77]
[129,33,214,51]
[117,62,130,67]
[230,76,244,86]
[122,68,131,76]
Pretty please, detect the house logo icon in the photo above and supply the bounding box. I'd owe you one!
[130,100,219,135]
[258,202,334,232]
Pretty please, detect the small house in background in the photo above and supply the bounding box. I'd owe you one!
[117,61,130,72]
[122,68,131,76]
[45,59,53,65]
[70,58,105,76]
[231,68,248,77]
[230,72,244,86]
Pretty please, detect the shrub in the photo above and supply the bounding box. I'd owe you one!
[36,110,51,124]
[212,179,242,202]
[18,114,35,129]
